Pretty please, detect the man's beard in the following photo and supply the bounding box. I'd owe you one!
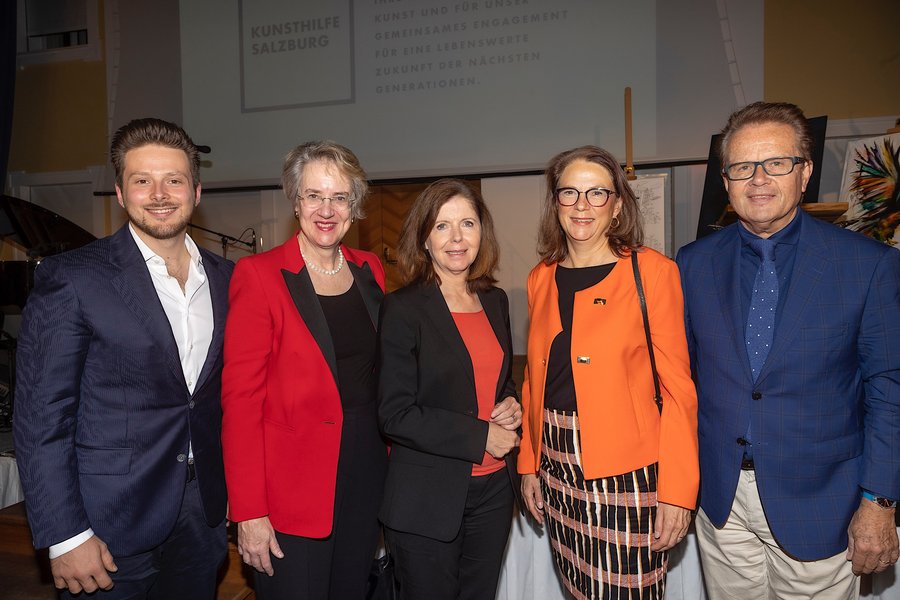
[128,202,194,241]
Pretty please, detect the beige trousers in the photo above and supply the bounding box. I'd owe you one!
[695,469,859,600]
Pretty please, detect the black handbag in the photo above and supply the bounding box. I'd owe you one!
[631,251,663,415]
[366,551,399,600]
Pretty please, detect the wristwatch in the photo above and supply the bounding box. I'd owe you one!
[862,490,898,509]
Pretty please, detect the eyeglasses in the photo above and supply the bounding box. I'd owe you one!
[298,192,351,210]
[555,187,617,207]
[722,156,806,181]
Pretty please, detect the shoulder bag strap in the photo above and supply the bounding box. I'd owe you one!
[631,251,662,414]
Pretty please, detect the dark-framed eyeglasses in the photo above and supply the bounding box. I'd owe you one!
[722,156,806,181]
[297,192,351,210]
[555,187,616,207]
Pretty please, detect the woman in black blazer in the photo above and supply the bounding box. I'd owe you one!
[378,179,521,600]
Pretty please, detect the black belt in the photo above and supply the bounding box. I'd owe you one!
[186,460,196,482]
[741,457,755,471]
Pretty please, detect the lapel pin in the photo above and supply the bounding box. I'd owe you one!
[577,356,591,364]
[593,298,606,305]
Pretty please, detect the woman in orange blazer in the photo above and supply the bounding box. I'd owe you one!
[221,141,386,599]
[518,146,698,599]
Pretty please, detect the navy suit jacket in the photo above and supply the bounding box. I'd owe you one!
[14,224,233,556]
[676,209,900,560]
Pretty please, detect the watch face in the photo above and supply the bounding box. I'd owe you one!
[874,497,898,509]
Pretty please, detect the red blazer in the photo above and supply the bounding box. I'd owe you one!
[221,236,385,537]
[518,248,698,509]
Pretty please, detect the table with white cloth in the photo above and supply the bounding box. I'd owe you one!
[0,454,24,510]
[497,512,900,599]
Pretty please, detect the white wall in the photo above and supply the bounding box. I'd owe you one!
[482,175,543,353]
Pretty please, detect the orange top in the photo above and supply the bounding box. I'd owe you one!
[452,310,506,476]
[517,249,699,509]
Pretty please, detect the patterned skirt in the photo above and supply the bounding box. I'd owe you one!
[540,408,667,600]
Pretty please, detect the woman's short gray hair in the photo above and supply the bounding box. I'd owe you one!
[282,141,369,220]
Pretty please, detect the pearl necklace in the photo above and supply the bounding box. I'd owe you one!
[301,246,345,276]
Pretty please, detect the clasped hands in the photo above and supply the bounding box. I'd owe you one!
[485,396,522,459]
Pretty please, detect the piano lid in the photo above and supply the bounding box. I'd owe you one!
[1,195,96,258]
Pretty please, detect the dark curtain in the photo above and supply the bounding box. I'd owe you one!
[0,1,17,193]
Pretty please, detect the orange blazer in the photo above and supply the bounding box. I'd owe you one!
[517,248,698,509]
[221,237,385,537]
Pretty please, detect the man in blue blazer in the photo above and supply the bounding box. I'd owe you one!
[14,119,233,599]
[677,102,899,599]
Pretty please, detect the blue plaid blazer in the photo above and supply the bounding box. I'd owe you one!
[676,208,900,560]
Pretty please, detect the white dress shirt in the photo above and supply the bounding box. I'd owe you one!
[49,225,214,558]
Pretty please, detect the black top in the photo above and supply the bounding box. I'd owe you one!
[545,262,616,411]
[318,281,377,409]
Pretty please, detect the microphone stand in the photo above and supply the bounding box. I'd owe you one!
[188,223,257,257]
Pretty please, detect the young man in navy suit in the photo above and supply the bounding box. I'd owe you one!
[677,102,899,599]
[14,118,233,599]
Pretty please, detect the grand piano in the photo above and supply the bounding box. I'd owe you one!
[0,195,96,430]
[1,194,96,305]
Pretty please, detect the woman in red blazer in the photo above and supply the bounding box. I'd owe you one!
[518,146,699,599]
[221,141,387,599]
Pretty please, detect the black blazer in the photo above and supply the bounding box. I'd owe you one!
[377,281,518,541]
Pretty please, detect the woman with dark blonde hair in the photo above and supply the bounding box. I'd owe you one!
[378,178,522,600]
[518,146,699,599]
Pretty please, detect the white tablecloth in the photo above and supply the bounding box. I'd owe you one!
[0,455,24,509]
[497,511,900,599]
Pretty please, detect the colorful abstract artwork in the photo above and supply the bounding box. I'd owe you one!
[838,133,900,246]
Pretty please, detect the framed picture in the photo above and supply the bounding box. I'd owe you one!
[837,133,900,246]
[629,172,670,256]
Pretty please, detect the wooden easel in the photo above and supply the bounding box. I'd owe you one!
[624,87,637,181]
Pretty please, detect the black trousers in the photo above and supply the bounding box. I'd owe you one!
[254,405,387,600]
[385,468,514,600]
[61,477,227,600]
